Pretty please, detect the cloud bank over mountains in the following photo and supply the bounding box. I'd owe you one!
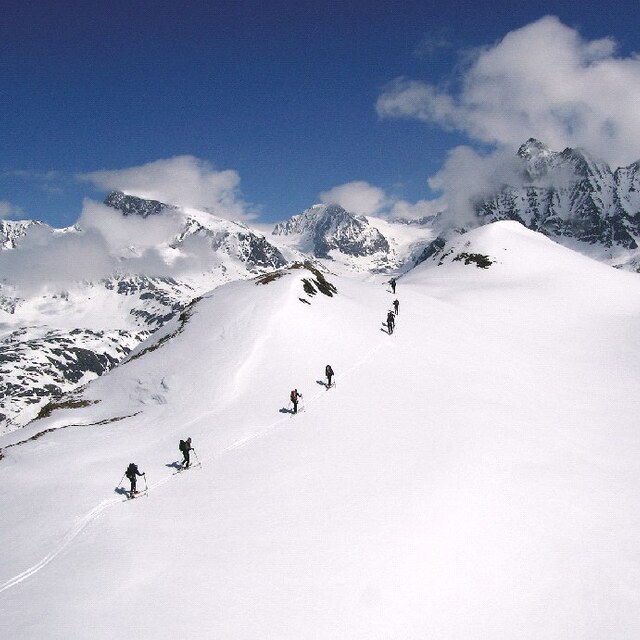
[377,16,640,168]
[80,155,256,222]
[0,201,24,219]
[373,16,640,223]
[0,200,217,295]
[3,17,640,234]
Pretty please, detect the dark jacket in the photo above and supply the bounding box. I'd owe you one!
[126,463,143,479]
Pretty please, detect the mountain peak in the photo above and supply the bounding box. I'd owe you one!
[104,191,178,218]
[272,203,389,259]
[517,138,551,160]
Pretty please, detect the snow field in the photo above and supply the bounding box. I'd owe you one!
[2,222,640,638]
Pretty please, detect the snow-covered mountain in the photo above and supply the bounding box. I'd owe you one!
[273,203,390,257]
[107,190,289,270]
[414,139,640,270]
[272,203,434,273]
[0,274,199,432]
[5,151,640,434]
[0,193,295,433]
[2,221,639,637]
[474,139,640,267]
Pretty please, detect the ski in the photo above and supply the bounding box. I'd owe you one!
[125,490,148,501]
[173,462,202,475]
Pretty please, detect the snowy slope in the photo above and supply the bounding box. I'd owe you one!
[1,222,640,638]
[0,194,299,432]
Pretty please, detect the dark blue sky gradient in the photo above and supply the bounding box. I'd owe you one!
[2,0,640,224]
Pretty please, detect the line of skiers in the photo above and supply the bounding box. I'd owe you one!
[385,278,400,335]
[289,364,334,415]
[123,279,400,498]
[123,437,197,498]
[123,363,334,497]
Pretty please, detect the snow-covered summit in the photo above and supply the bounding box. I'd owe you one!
[272,203,390,258]
[271,203,437,274]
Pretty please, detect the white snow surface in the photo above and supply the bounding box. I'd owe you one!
[1,221,640,638]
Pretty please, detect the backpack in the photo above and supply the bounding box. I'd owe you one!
[290,390,297,402]
[179,439,186,453]
[126,463,137,478]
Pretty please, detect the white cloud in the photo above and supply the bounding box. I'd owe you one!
[319,181,389,216]
[317,180,445,222]
[0,199,223,296]
[0,200,25,219]
[426,146,526,225]
[389,198,443,220]
[414,30,453,59]
[80,155,255,221]
[0,224,115,294]
[78,200,185,257]
[377,16,640,167]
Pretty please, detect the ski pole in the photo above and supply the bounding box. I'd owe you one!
[117,473,126,488]
[192,449,200,466]
[143,474,148,492]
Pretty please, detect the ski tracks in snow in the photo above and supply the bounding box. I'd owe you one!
[0,327,391,596]
[0,498,119,595]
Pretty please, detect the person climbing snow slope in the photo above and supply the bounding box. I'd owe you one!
[290,388,303,414]
[179,437,193,469]
[125,462,145,498]
[325,364,334,388]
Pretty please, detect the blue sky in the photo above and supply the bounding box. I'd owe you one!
[2,0,640,226]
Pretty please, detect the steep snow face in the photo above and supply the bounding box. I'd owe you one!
[2,222,640,638]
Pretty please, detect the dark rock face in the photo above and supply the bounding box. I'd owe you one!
[0,327,147,433]
[104,191,178,217]
[273,204,389,258]
[414,237,446,266]
[102,275,194,329]
[475,139,640,250]
[0,220,44,249]
[175,218,288,270]
[241,232,288,268]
